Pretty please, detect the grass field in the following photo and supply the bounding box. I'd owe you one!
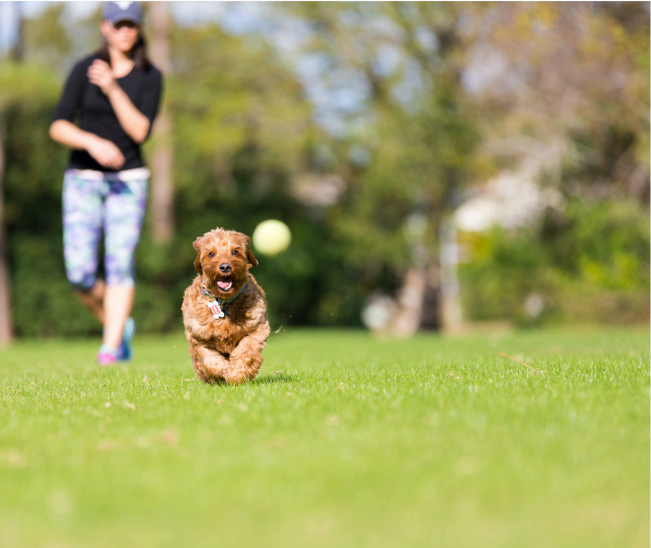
[1,326,649,548]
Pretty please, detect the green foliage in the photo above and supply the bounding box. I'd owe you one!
[154,23,352,329]
[282,2,484,309]
[460,199,650,326]
[334,83,480,273]
[0,327,648,547]
[2,69,93,337]
[3,25,355,336]
[0,61,61,107]
[22,3,72,72]
[549,200,650,289]
[2,3,649,336]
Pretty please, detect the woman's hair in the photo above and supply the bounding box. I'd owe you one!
[98,32,150,70]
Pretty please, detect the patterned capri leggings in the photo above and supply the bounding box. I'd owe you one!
[62,169,148,291]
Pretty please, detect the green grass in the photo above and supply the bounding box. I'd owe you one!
[1,326,649,548]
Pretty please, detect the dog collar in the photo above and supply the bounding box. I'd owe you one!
[201,282,246,319]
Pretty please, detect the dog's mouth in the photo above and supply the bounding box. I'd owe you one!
[215,276,233,292]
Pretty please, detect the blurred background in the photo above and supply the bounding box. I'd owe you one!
[0,1,648,341]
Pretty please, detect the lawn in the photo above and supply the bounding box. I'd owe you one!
[1,326,649,548]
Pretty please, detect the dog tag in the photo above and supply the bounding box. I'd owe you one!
[207,300,225,319]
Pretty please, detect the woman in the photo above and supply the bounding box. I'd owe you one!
[50,1,162,365]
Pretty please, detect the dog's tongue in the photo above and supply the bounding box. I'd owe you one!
[217,280,232,290]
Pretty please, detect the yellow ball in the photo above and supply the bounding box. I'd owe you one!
[252,220,292,256]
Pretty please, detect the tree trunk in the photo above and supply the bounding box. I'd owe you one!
[149,110,174,243]
[419,260,442,330]
[0,3,22,344]
[148,1,174,243]
[390,219,462,336]
[390,268,427,337]
[10,2,24,61]
[389,259,448,337]
[0,116,13,344]
[439,218,463,332]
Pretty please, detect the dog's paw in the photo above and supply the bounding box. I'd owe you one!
[223,370,254,385]
[224,352,263,384]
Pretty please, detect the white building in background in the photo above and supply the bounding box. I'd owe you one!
[454,170,564,233]
[454,137,567,233]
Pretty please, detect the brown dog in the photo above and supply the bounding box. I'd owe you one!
[182,228,270,384]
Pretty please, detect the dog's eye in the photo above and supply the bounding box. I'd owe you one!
[208,252,215,258]
[231,250,239,256]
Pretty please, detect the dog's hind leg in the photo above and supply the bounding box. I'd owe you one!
[225,322,271,384]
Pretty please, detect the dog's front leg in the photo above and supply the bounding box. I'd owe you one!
[187,335,231,383]
[224,322,271,384]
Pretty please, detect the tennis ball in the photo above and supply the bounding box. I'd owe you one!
[252,220,292,256]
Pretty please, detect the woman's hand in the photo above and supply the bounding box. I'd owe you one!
[49,120,124,169]
[87,59,151,143]
[87,60,117,95]
[86,135,125,169]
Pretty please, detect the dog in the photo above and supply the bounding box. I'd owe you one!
[182,228,270,384]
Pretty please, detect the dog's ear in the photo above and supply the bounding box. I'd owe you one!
[247,248,258,267]
[192,236,204,275]
[243,235,258,266]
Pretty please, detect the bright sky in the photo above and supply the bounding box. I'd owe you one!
[0,0,257,52]
[0,2,298,69]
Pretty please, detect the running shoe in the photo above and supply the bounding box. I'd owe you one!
[97,344,119,366]
[118,317,136,361]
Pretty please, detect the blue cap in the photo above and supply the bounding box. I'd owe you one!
[102,1,142,25]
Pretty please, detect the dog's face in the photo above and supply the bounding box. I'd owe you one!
[193,228,258,298]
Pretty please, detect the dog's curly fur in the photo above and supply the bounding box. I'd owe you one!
[182,228,270,384]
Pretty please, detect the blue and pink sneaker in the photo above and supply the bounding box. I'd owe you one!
[118,317,136,361]
[97,344,119,366]
[97,318,136,366]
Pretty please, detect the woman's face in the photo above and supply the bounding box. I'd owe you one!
[100,20,140,53]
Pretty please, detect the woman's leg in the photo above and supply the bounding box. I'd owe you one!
[62,171,106,321]
[103,284,134,348]
[103,177,148,350]
[76,279,106,324]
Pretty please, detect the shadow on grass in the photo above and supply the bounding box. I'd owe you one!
[253,373,294,385]
[184,373,293,387]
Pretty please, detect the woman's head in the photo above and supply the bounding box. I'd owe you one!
[102,1,142,26]
[100,20,140,54]
[98,1,149,69]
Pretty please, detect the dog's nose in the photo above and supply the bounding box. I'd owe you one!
[219,263,232,274]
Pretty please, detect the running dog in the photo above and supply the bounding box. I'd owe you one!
[182,228,270,384]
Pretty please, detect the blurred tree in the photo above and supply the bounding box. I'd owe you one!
[10,2,24,61]
[453,2,650,327]
[282,2,481,333]
[1,2,648,337]
[0,61,64,338]
[148,1,174,244]
[22,2,71,72]
[151,21,324,330]
[0,5,26,344]
[1,8,327,336]
[0,110,10,344]
[459,199,650,326]
[459,2,650,202]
